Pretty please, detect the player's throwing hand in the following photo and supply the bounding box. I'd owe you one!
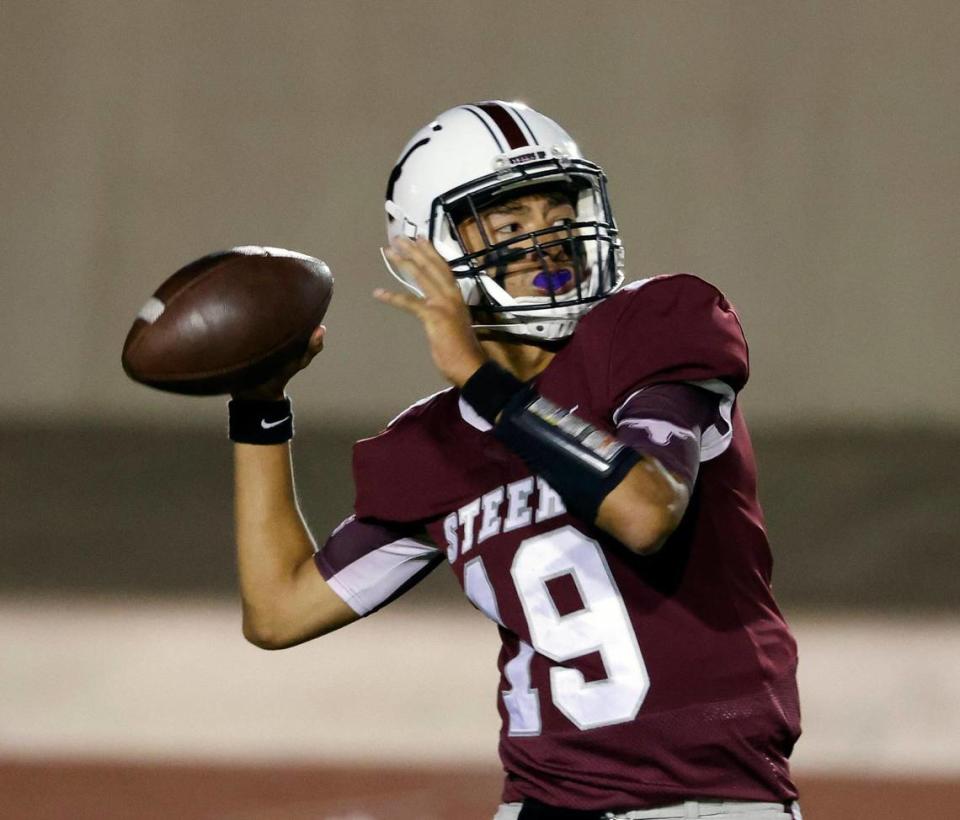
[231,324,326,401]
[376,236,487,388]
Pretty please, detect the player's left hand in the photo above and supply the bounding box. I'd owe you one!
[375,236,487,388]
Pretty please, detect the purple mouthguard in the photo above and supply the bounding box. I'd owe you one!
[532,269,573,292]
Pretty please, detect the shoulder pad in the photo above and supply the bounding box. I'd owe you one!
[572,274,749,416]
[352,388,496,522]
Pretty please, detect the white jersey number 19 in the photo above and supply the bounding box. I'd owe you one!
[464,525,649,735]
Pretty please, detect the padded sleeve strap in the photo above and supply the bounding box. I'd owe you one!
[492,388,643,523]
[460,361,644,523]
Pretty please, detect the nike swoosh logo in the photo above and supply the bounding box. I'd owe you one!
[260,416,290,429]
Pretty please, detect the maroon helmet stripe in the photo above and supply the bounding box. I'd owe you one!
[477,102,529,149]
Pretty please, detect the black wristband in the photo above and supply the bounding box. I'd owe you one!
[228,397,294,444]
[460,360,526,425]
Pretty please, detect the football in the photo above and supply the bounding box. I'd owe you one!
[122,246,333,395]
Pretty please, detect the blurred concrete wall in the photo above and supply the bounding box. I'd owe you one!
[2,0,957,428]
[3,421,958,609]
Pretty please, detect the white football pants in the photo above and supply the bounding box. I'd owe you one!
[493,799,802,820]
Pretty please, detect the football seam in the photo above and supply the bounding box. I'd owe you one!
[155,253,244,310]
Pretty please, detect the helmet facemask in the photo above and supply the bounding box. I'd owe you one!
[429,159,623,341]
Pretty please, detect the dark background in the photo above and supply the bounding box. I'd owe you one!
[5,422,957,611]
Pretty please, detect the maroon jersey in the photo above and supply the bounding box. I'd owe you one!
[331,274,800,810]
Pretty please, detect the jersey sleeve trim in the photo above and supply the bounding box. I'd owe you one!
[686,379,735,461]
[613,380,735,465]
[314,518,443,616]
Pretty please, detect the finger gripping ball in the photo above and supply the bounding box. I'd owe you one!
[121,246,333,395]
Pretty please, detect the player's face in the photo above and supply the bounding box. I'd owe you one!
[457,191,579,298]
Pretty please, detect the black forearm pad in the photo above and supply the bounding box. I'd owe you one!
[493,389,642,523]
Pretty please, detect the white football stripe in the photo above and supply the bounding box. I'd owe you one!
[136,297,165,324]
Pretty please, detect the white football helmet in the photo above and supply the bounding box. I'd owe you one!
[384,100,624,341]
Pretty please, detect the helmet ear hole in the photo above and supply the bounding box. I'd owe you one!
[384,199,404,223]
[385,200,420,241]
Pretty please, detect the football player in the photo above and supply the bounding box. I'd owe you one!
[229,101,802,819]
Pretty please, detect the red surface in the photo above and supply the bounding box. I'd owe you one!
[0,760,957,820]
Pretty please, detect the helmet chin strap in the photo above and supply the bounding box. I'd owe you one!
[379,246,596,341]
[471,307,584,340]
[477,266,596,311]
[472,318,580,342]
